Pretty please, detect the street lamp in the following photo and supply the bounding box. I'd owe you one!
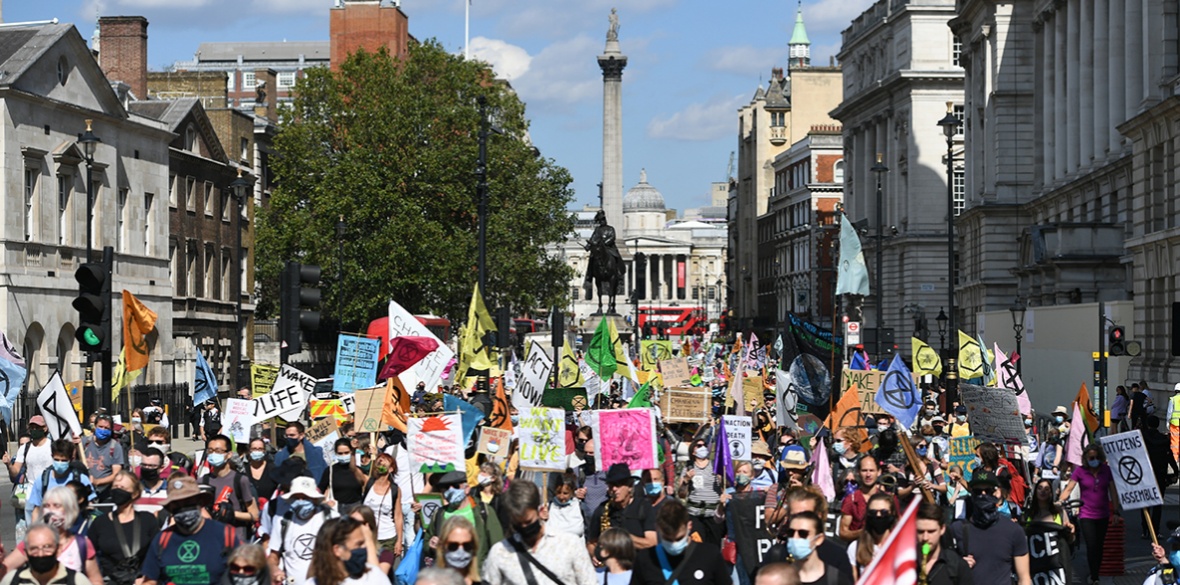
[78,119,101,262]
[476,97,490,295]
[1009,298,1027,375]
[871,153,889,362]
[937,101,961,405]
[936,307,948,354]
[229,169,253,387]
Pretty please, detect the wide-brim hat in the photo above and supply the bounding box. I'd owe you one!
[781,448,808,470]
[752,440,772,458]
[162,475,213,508]
[1052,405,1068,416]
[437,470,467,487]
[605,463,632,484]
[284,476,325,500]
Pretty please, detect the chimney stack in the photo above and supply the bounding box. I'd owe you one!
[97,16,148,101]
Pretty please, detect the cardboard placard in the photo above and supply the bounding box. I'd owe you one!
[658,358,692,386]
[841,369,922,415]
[477,427,512,457]
[352,384,388,433]
[742,376,765,410]
[722,415,753,460]
[305,416,340,445]
[1099,430,1163,510]
[959,383,1027,446]
[517,407,566,471]
[659,386,709,423]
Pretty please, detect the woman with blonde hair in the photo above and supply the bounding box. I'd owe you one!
[308,516,391,585]
[2,486,104,584]
[218,544,272,585]
[89,470,160,585]
[434,515,481,585]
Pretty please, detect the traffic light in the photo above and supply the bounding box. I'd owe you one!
[633,252,646,299]
[73,254,112,353]
[280,261,321,359]
[1109,326,1126,356]
[496,306,511,349]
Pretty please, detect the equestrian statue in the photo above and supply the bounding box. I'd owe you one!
[583,210,626,315]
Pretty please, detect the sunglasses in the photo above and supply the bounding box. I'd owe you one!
[783,528,811,538]
[446,541,475,552]
[229,564,258,575]
[866,509,892,518]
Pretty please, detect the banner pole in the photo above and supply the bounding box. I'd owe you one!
[1144,509,1159,546]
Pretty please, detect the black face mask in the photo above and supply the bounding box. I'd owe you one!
[971,492,1000,528]
[515,518,543,544]
[865,513,895,536]
[28,555,57,574]
[109,488,134,508]
[140,467,160,484]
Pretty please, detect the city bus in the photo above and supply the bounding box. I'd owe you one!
[636,306,708,337]
[365,314,452,361]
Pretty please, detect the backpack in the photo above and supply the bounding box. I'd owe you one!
[998,457,1027,505]
[155,523,235,566]
[200,471,251,513]
[39,466,88,503]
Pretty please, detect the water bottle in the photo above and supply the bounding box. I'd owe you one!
[15,519,26,543]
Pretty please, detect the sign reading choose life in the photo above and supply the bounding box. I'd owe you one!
[1099,430,1163,510]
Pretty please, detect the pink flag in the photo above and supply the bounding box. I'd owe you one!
[1065,403,1087,466]
[811,437,835,502]
[993,344,1031,416]
[856,497,920,585]
[379,336,440,380]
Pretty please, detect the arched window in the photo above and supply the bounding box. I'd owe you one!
[185,125,197,152]
[833,159,845,183]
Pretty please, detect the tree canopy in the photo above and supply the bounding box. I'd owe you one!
[257,40,576,328]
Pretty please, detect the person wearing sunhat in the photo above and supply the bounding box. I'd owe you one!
[1051,405,1071,435]
[140,475,241,585]
[749,440,778,491]
[267,476,336,585]
[426,470,502,569]
[587,463,651,562]
[949,473,1031,585]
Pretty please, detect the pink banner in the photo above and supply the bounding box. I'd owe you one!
[596,409,657,471]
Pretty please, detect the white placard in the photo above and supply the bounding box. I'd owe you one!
[580,361,602,400]
[388,301,454,392]
[408,413,465,471]
[37,372,81,440]
[514,342,552,411]
[340,393,356,414]
[252,365,315,421]
[1099,430,1163,510]
[722,415,753,460]
[223,398,255,444]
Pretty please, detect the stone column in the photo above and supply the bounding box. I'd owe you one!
[1055,11,1068,180]
[1080,0,1095,167]
[1093,0,1110,159]
[1126,0,1144,117]
[1109,0,1125,152]
[598,35,628,234]
[1066,2,1080,174]
[1043,16,1056,183]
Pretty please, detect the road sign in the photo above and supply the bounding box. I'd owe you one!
[845,322,862,346]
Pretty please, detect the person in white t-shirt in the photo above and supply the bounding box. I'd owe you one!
[307,516,392,585]
[4,416,54,515]
[268,476,338,585]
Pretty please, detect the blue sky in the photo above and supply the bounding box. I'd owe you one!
[12,0,872,212]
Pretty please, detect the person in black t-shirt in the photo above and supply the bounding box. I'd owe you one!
[950,474,1030,585]
[588,463,651,557]
[632,499,731,585]
[319,437,367,513]
[915,501,972,585]
[89,470,161,585]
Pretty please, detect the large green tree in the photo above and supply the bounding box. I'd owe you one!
[257,41,575,328]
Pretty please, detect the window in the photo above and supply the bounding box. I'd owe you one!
[186,176,196,211]
[24,165,37,241]
[116,188,127,252]
[185,125,197,152]
[953,168,965,216]
[187,242,197,296]
[227,72,235,92]
[952,35,963,67]
[144,193,154,253]
[242,71,256,89]
[57,175,70,246]
[240,138,250,162]
[834,159,845,183]
[221,188,231,222]
[277,71,296,88]
[170,242,179,292]
[169,172,178,208]
[240,249,248,297]
[953,105,965,136]
[205,245,215,299]
[204,181,215,216]
[222,252,232,301]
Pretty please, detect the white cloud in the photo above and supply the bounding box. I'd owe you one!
[806,0,878,35]
[647,93,746,142]
[469,36,532,81]
[700,45,783,76]
[512,35,601,111]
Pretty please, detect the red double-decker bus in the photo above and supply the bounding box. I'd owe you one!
[637,306,708,337]
[365,314,452,361]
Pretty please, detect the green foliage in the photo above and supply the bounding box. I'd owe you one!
[257,40,575,327]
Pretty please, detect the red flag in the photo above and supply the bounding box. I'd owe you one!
[379,336,439,380]
[856,498,920,585]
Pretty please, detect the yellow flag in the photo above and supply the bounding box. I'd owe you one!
[122,290,158,372]
[607,318,637,383]
[957,330,983,380]
[111,348,143,403]
[558,337,584,388]
[457,284,497,379]
[911,337,943,377]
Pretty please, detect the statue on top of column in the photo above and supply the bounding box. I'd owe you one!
[607,8,620,42]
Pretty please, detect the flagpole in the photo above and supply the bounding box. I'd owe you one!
[464,0,470,60]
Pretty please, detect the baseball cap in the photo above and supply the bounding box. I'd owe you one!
[28,415,45,427]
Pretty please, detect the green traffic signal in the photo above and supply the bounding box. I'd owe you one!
[80,328,101,348]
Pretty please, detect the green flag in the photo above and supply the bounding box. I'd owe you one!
[628,381,653,408]
[585,318,617,380]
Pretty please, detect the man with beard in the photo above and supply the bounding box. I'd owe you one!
[949,474,1030,585]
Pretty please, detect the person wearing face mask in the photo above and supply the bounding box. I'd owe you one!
[569,426,608,522]
[219,544,273,585]
[199,434,259,542]
[928,415,950,456]
[274,421,327,483]
[5,416,54,519]
[307,516,391,585]
[632,498,731,585]
[482,479,598,585]
[320,439,367,515]
[268,477,338,585]
[593,527,635,584]
[426,471,502,568]
[4,487,104,584]
[543,472,585,539]
[81,414,123,499]
[676,438,724,545]
[588,463,655,560]
[0,523,94,585]
[1056,444,1119,585]
[949,406,971,438]
[143,474,240,585]
[749,441,778,491]
[359,453,405,560]
[88,470,161,585]
[780,511,848,585]
[434,516,482,585]
[718,461,769,583]
[847,494,897,580]
[142,426,191,478]
[245,438,278,506]
[134,449,169,516]
[950,474,1031,585]
[28,441,95,523]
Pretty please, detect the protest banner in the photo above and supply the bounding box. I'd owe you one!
[824,385,870,453]
[722,415,753,460]
[596,408,656,471]
[659,386,709,423]
[729,491,775,575]
[959,383,1027,446]
[340,393,356,414]
[1099,430,1163,510]
[333,335,380,393]
[640,340,673,369]
[477,427,512,456]
[1026,521,1073,585]
[305,416,339,445]
[251,364,279,398]
[742,376,764,411]
[658,358,692,386]
[416,494,444,531]
[948,436,981,480]
[579,361,602,401]
[252,365,316,422]
[223,398,254,444]
[542,387,588,411]
[388,300,454,391]
[840,369,919,416]
[37,373,81,440]
[408,413,464,472]
[514,342,552,411]
[66,380,83,421]
[518,407,566,471]
[352,384,387,433]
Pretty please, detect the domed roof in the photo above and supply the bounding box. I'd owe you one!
[623,169,665,211]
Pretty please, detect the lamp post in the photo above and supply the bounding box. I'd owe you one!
[936,308,948,355]
[871,154,889,362]
[476,97,490,295]
[1009,298,1027,375]
[78,120,101,262]
[229,169,253,387]
[937,101,961,405]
